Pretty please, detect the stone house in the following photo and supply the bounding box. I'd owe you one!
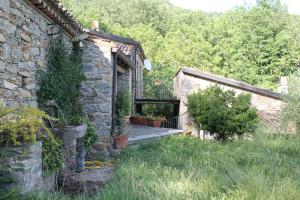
[0,0,83,107]
[0,0,147,192]
[0,0,146,141]
[0,0,86,193]
[80,29,146,140]
[173,67,283,136]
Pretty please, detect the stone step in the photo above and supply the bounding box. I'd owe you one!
[128,129,183,144]
[63,167,114,196]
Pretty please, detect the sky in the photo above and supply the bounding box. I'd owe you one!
[169,0,300,15]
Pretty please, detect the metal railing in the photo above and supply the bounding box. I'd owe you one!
[139,78,178,100]
[161,116,179,129]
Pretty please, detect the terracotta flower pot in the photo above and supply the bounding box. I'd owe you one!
[130,116,147,125]
[147,119,163,128]
[113,134,128,149]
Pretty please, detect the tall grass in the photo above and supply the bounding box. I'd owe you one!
[24,135,300,200]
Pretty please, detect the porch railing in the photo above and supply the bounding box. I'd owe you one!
[138,78,178,100]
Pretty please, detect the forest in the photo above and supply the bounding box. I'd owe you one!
[61,0,300,90]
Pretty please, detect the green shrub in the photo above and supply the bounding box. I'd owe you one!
[117,89,132,116]
[116,89,132,135]
[37,36,85,125]
[0,106,63,174]
[83,119,97,149]
[187,85,258,140]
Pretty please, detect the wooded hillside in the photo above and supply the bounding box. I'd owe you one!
[61,0,300,90]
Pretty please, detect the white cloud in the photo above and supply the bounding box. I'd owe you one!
[169,0,300,15]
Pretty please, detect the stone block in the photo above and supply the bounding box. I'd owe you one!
[0,18,16,33]
[0,0,10,13]
[18,88,31,98]
[20,31,31,43]
[0,33,6,42]
[92,142,107,151]
[3,80,17,90]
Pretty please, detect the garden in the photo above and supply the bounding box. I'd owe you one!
[5,134,300,200]
[1,62,300,199]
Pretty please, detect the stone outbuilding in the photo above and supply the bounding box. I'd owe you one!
[173,67,283,136]
[80,29,146,141]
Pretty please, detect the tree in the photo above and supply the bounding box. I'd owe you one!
[61,0,300,90]
[187,86,258,140]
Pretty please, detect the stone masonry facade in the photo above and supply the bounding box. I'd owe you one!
[174,67,283,136]
[80,39,113,136]
[0,0,71,108]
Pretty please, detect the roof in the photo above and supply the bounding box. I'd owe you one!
[111,48,135,69]
[86,29,146,60]
[176,67,282,100]
[28,0,84,36]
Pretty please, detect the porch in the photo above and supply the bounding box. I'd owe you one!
[127,124,183,144]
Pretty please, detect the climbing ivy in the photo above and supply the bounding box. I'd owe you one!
[37,36,85,125]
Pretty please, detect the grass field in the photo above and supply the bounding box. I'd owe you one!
[24,134,300,200]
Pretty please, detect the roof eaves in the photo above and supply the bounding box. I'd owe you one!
[112,47,135,69]
[28,0,84,37]
[181,67,282,100]
[87,29,146,60]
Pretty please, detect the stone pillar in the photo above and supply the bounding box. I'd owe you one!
[51,123,87,187]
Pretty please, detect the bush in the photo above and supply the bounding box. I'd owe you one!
[83,119,97,149]
[0,106,63,174]
[37,36,85,125]
[116,89,132,134]
[187,85,258,140]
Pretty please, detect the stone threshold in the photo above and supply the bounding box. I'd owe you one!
[128,129,183,144]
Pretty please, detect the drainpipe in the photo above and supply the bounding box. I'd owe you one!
[111,52,118,138]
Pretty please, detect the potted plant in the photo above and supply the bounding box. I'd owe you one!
[146,115,166,128]
[117,89,132,128]
[113,89,132,149]
[130,114,148,125]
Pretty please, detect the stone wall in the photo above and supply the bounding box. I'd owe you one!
[117,67,132,95]
[80,39,113,136]
[174,69,283,136]
[1,142,43,194]
[0,0,71,107]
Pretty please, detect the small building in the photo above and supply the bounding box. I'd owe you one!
[80,29,146,140]
[173,67,283,136]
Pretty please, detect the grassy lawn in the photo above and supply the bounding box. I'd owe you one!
[25,135,300,200]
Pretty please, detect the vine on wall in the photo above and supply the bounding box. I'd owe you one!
[37,36,85,125]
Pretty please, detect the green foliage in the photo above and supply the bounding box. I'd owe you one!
[0,106,53,145]
[0,106,63,175]
[188,86,258,140]
[116,89,132,135]
[61,0,300,90]
[40,134,63,175]
[117,89,132,116]
[83,119,97,149]
[10,135,300,199]
[281,70,300,134]
[37,36,85,125]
